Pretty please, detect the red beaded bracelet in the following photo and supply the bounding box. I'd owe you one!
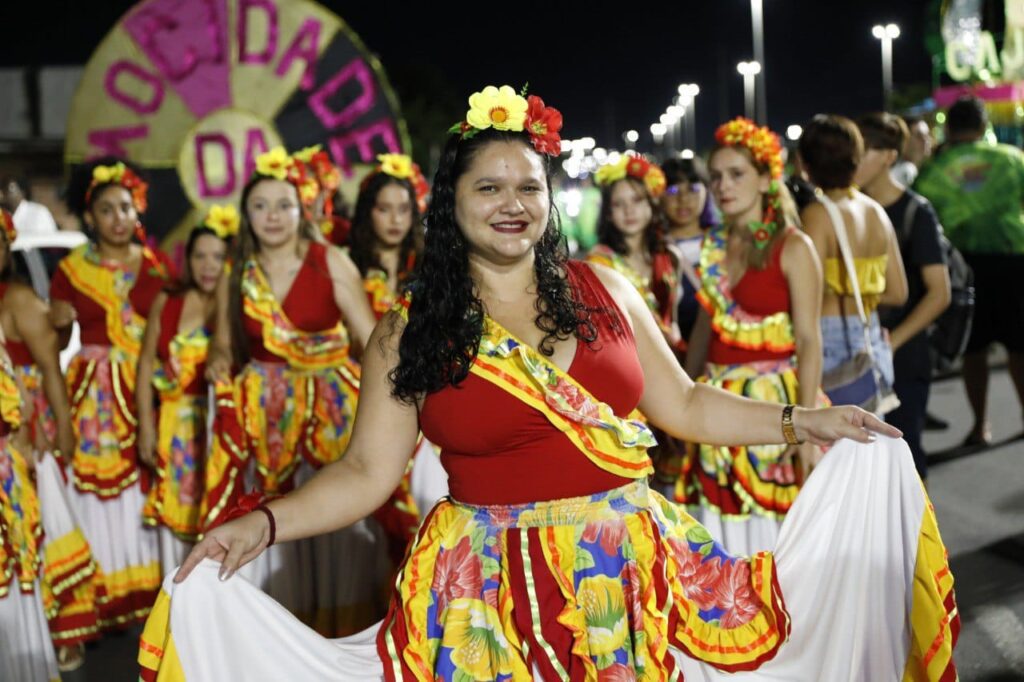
[255,504,276,548]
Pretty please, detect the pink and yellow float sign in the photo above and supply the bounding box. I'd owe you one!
[64,0,409,245]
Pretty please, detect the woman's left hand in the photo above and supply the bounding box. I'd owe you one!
[792,405,902,448]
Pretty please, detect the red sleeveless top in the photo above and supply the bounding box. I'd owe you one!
[157,293,206,396]
[0,283,33,366]
[419,261,642,505]
[243,242,343,363]
[707,230,794,366]
[49,248,173,346]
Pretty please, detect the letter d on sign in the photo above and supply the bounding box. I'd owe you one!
[195,133,236,198]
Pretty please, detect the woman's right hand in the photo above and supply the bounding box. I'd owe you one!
[137,423,157,469]
[205,347,232,384]
[174,511,271,583]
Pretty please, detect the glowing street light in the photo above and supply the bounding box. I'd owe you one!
[786,124,803,141]
[872,23,900,108]
[750,0,768,123]
[737,61,761,120]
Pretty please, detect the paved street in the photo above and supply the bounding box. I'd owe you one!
[64,369,1024,681]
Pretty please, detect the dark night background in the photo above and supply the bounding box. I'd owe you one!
[5,0,938,154]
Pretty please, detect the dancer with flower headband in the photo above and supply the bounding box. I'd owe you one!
[199,147,388,636]
[293,145,353,247]
[0,322,62,681]
[136,207,234,575]
[48,158,174,630]
[142,86,956,682]
[348,154,447,562]
[0,209,100,671]
[680,118,826,555]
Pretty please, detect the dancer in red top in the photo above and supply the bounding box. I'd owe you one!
[136,207,233,575]
[49,158,173,630]
[142,86,956,682]
[200,147,387,636]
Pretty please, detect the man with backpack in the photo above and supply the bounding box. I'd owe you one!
[916,96,1024,449]
[856,113,951,479]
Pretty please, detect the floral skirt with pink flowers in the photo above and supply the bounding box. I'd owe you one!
[378,479,790,681]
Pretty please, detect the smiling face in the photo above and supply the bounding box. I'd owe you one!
[189,233,228,294]
[453,139,550,264]
[708,146,770,224]
[244,179,302,250]
[608,178,653,238]
[86,185,138,247]
[371,181,414,250]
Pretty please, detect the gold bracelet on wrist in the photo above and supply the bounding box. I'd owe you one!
[782,404,801,445]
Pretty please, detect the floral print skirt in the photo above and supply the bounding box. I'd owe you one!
[378,479,789,681]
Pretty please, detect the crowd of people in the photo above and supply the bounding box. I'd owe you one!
[5,85,1017,681]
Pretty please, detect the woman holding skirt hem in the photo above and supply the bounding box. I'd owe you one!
[141,85,957,681]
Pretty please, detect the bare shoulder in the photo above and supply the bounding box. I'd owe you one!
[5,281,47,311]
[324,242,360,277]
[781,228,819,270]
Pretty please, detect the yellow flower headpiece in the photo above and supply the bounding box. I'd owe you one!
[367,154,431,214]
[377,153,414,180]
[449,84,564,157]
[0,209,16,244]
[714,117,784,180]
[201,204,240,239]
[253,146,320,208]
[86,161,149,213]
[594,154,667,198]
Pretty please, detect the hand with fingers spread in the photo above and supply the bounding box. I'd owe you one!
[174,510,272,583]
[791,404,902,449]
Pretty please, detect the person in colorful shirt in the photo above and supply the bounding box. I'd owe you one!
[682,118,826,555]
[136,207,233,574]
[0,209,100,671]
[0,332,62,682]
[798,115,908,412]
[915,95,1024,447]
[661,157,718,346]
[142,85,956,682]
[200,147,387,637]
[48,158,173,631]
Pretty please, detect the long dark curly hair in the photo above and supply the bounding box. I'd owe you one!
[389,129,597,404]
[348,172,424,279]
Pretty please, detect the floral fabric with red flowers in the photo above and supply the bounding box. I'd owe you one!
[448,84,564,157]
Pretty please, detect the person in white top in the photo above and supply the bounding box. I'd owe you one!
[0,176,59,237]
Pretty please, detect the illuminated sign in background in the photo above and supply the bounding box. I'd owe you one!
[943,0,1024,82]
[65,0,409,245]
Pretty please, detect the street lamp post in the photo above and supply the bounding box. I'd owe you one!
[677,83,700,151]
[737,61,761,121]
[624,129,639,151]
[751,0,767,124]
[872,23,900,109]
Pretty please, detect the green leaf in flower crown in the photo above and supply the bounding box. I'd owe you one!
[520,82,530,97]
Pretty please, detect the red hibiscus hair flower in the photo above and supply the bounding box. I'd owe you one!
[525,95,563,157]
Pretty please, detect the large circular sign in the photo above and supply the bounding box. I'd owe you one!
[65,0,409,245]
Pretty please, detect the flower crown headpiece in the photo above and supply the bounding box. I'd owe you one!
[594,154,667,198]
[362,153,431,214]
[201,204,240,239]
[253,147,320,208]
[714,117,785,250]
[86,162,149,213]
[0,209,16,244]
[448,85,563,157]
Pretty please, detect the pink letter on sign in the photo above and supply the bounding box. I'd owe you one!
[238,0,278,65]
[308,58,377,130]
[274,18,321,91]
[243,129,271,181]
[104,61,166,114]
[195,133,236,198]
[87,125,150,158]
[328,119,400,177]
[122,0,231,118]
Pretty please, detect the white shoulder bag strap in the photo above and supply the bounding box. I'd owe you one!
[817,193,877,361]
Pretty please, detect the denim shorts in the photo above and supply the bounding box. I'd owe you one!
[821,313,895,390]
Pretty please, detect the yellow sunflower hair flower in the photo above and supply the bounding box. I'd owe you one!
[203,204,240,239]
[255,147,292,181]
[466,85,528,132]
[377,153,414,180]
[292,145,322,164]
[594,156,630,186]
[92,162,125,185]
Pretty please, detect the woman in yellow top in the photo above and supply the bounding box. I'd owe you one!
[798,115,908,409]
[136,208,233,574]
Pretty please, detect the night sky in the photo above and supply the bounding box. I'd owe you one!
[7,0,937,152]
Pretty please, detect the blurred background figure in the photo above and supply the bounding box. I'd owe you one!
[891,116,934,187]
[0,175,59,237]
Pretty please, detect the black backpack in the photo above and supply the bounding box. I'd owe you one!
[900,194,976,361]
